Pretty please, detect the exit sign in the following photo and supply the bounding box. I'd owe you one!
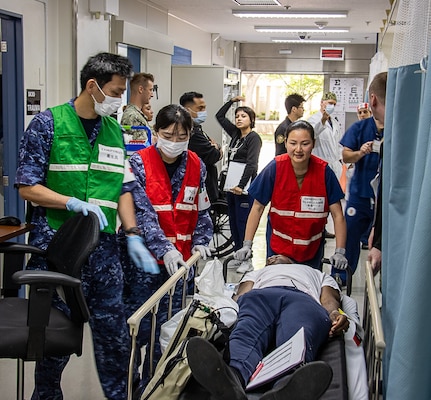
[320,47,345,61]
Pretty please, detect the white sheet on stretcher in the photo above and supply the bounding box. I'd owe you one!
[341,294,368,400]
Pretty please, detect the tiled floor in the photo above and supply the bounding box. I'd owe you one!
[0,227,369,399]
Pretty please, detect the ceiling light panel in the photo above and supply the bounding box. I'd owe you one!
[271,38,352,44]
[256,26,350,33]
[232,10,348,18]
[232,0,282,5]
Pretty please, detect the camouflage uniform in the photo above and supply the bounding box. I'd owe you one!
[120,147,213,385]
[15,100,131,400]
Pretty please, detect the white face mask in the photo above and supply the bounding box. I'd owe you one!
[91,81,122,117]
[157,136,189,158]
[325,104,335,115]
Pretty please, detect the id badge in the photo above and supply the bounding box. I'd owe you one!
[372,140,382,154]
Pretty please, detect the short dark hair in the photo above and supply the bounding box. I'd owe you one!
[130,72,154,93]
[369,72,387,106]
[179,91,203,107]
[154,104,193,136]
[235,106,256,129]
[80,52,133,92]
[285,93,306,113]
[285,120,315,141]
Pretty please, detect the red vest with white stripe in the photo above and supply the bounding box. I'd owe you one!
[138,146,200,261]
[269,154,329,261]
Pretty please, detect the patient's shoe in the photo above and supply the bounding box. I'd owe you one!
[259,361,333,400]
[236,261,253,274]
[187,337,247,400]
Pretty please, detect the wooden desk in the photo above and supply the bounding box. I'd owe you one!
[0,224,34,243]
[0,224,34,297]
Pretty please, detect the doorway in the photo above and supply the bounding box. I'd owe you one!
[0,12,24,220]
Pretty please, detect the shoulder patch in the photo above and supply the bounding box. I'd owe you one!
[276,134,285,144]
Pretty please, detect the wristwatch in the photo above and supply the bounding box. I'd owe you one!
[124,226,141,235]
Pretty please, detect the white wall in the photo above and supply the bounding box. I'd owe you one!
[168,14,212,65]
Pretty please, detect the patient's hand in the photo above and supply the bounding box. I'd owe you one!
[266,255,294,265]
[329,310,349,337]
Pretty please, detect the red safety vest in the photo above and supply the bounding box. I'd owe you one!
[269,154,329,261]
[138,146,200,261]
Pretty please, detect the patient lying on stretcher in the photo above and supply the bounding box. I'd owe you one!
[186,255,350,400]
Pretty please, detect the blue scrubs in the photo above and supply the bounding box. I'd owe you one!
[340,118,381,275]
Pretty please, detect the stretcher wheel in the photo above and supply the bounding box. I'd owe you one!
[209,199,234,258]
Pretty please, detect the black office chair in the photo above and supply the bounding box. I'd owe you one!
[0,211,100,399]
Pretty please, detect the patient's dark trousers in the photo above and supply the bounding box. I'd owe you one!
[229,286,332,384]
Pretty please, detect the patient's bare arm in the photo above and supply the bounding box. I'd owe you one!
[232,280,254,302]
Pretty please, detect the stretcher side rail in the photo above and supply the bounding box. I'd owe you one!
[363,261,385,400]
[126,252,201,400]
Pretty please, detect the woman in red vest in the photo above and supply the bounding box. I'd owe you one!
[120,104,213,390]
[235,120,348,271]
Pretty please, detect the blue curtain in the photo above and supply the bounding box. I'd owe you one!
[382,53,431,398]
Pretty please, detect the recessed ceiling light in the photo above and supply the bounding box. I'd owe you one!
[271,37,352,44]
[256,26,350,33]
[231,0,282,5]
[232,10,348,18]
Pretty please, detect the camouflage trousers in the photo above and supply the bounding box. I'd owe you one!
[30,234,130,400]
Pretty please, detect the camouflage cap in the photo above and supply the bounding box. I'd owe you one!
[322,92,337,102]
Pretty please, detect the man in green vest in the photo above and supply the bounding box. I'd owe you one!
[15,52,157,400]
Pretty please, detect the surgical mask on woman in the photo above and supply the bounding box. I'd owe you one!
[91,82,122,117]
[325,104,335,115]
[157,136,189,158]
[193,111,207,125]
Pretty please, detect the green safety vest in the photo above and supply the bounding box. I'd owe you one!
[46,103,125,234]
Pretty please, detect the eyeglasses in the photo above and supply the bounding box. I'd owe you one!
[158,130,189,141]
[296,105,304,109]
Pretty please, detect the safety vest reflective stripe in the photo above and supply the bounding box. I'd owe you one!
[153,204,174,211]
[176,203,198,211]
[165,234,192,242]
[177,234,192,241]
[88,198,118,210]
[90,162,124,174]
[49,164,89,172]
[270,206,327,219]
[273,229,323,245]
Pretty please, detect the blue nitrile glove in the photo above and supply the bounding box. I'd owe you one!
[234,240,253,261]
[126,235,160,274]
[163,249,187,276]
[330,248,348,270]
[66,197,108,231]
[191,245,212,260]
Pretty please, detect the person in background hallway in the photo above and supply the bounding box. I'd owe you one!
[274,93,306,156]
[121,72,154,141]
[180,91,223,204]
[339,103,383,282]
[142,102,154,123]
[235,120,348,272]
[367,72,388,275]
[308,92,343,181]
[119,104,213,393]
[356,102,372,120]
[141,102,155,143]
[15,52,152,400]
[216,96,262,274]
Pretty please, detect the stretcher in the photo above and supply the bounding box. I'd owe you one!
[363,261,385,399]
[127,254,365,400]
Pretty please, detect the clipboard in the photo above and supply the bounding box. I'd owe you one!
[223,161,251,192]
[245,327,306,391]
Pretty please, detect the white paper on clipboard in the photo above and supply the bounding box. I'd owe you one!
[223,161,251,192]
[245,327,306,391]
